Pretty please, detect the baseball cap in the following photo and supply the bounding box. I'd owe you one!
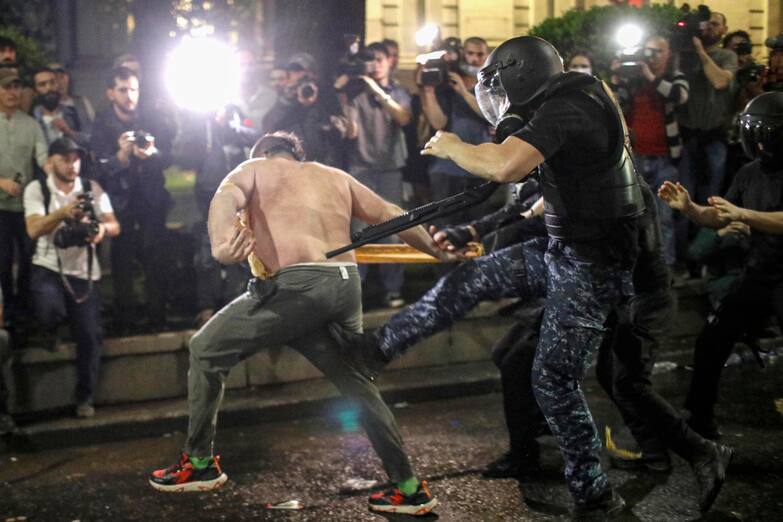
[287,52,316,73]
[48,137,84,157]
[0,68,21,87]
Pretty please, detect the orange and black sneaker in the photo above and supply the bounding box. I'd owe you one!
[368,480,438,516]
[149,452,228,493]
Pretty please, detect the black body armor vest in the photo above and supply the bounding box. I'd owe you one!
[538,74,645,240]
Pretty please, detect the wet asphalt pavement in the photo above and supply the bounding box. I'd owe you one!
[1,357,782,522]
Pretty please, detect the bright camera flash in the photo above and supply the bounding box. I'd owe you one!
[165,36,240,113]
[616,23,643,49]
[415,24,439,47]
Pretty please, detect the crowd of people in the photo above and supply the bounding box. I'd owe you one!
[0,5,782,519]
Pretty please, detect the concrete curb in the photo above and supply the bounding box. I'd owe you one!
[7,361,502,451]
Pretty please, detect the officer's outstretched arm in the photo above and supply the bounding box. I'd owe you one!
[422,131,544,183]
[709,196,783,235]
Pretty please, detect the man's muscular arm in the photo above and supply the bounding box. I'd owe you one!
[209,163,256,264]
[709,196,783,234]
[346,174,459,261]
[422,131,544,183]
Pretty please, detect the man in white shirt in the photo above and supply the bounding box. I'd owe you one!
[23,138,120,418]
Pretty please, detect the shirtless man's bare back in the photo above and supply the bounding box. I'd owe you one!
[149,132,450,516]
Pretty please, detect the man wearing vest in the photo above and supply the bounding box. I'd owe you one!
[421,36,733,520]
[23,137,120,418]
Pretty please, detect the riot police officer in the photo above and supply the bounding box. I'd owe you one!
[421,36,734,519]
[660,91,783,440]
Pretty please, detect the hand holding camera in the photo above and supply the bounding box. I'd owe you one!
[54,192,101,248]
[116,132,135,165]
[128,130,158,160]
[447,71,469,96]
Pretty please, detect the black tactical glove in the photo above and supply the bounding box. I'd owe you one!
[438,225,476,249]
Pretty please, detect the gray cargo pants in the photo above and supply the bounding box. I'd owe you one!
[183,263,414,482]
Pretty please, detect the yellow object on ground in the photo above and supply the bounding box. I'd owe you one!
[604,425,643,460]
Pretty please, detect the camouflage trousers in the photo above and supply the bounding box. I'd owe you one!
[534,239,634,504]
[377,241,543,360]
[379,237,633,504]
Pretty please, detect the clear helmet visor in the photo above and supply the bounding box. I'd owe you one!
[475,71,510,127]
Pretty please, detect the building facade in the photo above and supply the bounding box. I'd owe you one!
[365,0,782,70]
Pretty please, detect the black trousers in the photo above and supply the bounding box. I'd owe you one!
[686,275,783,425]
[495,288,704,463]
[111,206,169,324]
[596,289,702,461]
[490,303,546,459]
[0,210,31,322]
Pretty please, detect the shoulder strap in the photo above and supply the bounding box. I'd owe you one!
[39,177,51,216]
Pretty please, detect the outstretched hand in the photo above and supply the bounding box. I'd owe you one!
[658,181,692,211]
[709,196,745,223]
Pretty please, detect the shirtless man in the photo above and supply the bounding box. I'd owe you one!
[149,132,452,516]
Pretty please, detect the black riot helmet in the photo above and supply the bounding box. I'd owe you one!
[475,36,564,126]
[739,91,783,170]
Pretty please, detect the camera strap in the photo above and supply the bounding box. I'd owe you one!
[55,245,94,305]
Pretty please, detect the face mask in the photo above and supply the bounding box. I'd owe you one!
[37,91,60,111]
[569,65,592,75]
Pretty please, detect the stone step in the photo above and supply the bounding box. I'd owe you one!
[11,360,502,450]
[8,278,774,415]
[8,300,515,414]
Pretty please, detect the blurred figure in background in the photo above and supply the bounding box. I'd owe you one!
[177,104,257,325]
[263,53,347,166]
[49,62,96,137]
[0,68,47,335]
[676,11,737,268]
[0,286,16,435]
[566,49,594,75]
[611,35,689,268]
[420,37,491,225]
[31,67,90,147]
[336,42,412,308]
[236,48,276,131]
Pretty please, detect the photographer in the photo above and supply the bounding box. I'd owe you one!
[90,66,173,333]
[763,34,783,92]
[611,34,689,267]
[336,41,412,307]
[261,53,346,166]
[676,11,737,202]
[723,31,760,183]
[420,37,491,223]
[23,138,119,418]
